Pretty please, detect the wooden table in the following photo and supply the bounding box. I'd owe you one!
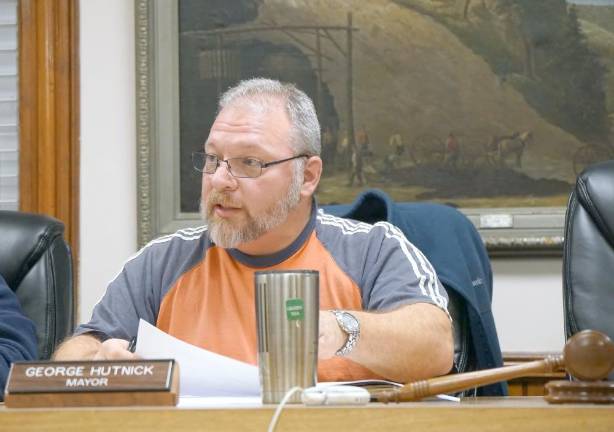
[1,397,613,431]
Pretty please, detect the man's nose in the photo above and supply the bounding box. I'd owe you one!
[208,161,237,190]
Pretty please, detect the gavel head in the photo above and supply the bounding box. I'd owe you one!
[564,330,614,381]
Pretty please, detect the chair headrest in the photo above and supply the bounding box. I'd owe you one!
[576,160,614,245]
[336,188,392,224]
[0,211,65,290]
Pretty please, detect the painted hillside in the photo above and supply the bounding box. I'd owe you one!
[178,0,612,208]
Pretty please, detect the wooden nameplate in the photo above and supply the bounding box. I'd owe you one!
[3,359,179,408]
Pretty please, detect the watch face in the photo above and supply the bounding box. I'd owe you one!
[340,313,359,332]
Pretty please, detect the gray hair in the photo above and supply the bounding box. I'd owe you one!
[218,78,321,156]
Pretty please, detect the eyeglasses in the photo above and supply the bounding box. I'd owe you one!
[192,152,309,178]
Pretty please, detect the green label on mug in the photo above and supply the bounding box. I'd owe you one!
[286,299,305,321]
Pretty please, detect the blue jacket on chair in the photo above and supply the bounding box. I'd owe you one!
[322,189,507,396]
[0,273,38,399]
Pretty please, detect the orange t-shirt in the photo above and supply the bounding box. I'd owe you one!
[79,206,448,382]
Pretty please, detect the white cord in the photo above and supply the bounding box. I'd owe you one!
[267,386,303,432]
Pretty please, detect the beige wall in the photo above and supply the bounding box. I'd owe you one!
[80,0,136,322]
[79,0,565,353]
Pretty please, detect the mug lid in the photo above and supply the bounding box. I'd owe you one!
[254,269,318,275]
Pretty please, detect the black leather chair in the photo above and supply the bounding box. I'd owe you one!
[0,211,74,360]
[563,160,614,380]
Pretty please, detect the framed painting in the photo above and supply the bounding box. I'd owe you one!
[135,0,614,255]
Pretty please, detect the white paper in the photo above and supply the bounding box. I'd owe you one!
[315,379,402,388]
[134,319,260,397]
[435,394,460,402]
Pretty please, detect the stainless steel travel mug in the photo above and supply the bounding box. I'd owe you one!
[255,270,319,404]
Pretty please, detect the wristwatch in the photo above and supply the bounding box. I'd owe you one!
[331,310,360,356]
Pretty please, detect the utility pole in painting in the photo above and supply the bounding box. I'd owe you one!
[215,33,224,97]
[315,28,323,116]
[346,12,355,174]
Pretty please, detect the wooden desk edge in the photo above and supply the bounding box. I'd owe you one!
[2,397,614,432]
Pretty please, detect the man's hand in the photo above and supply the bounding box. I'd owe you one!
[53,334,139,361]
[93,338,139,360]
[318,310,345,359]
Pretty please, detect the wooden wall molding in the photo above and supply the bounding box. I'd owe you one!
[18,0,80,266]
[18,0,80,318]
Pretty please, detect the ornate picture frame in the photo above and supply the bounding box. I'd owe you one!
[135,0,614,255]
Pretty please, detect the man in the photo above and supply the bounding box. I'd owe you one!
[444,132,460,169]
[54,78,453,383]
[1,274,38,398]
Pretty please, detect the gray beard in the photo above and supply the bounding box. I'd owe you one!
[203,169,303,249]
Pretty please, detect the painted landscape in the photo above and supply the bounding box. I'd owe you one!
[177,0,614,211]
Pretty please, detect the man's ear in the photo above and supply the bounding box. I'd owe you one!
[301,156,323,197]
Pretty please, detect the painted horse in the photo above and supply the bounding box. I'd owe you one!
[488,130,533,168]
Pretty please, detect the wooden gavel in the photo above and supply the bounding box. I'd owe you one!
[376,330,614,403]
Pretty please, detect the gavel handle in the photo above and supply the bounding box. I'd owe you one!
[376,355,564,403]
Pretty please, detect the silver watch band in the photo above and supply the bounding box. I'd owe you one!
[336,331,358,357]
[332,310,360,357]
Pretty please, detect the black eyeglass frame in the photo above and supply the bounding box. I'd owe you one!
[191,151,310,178]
